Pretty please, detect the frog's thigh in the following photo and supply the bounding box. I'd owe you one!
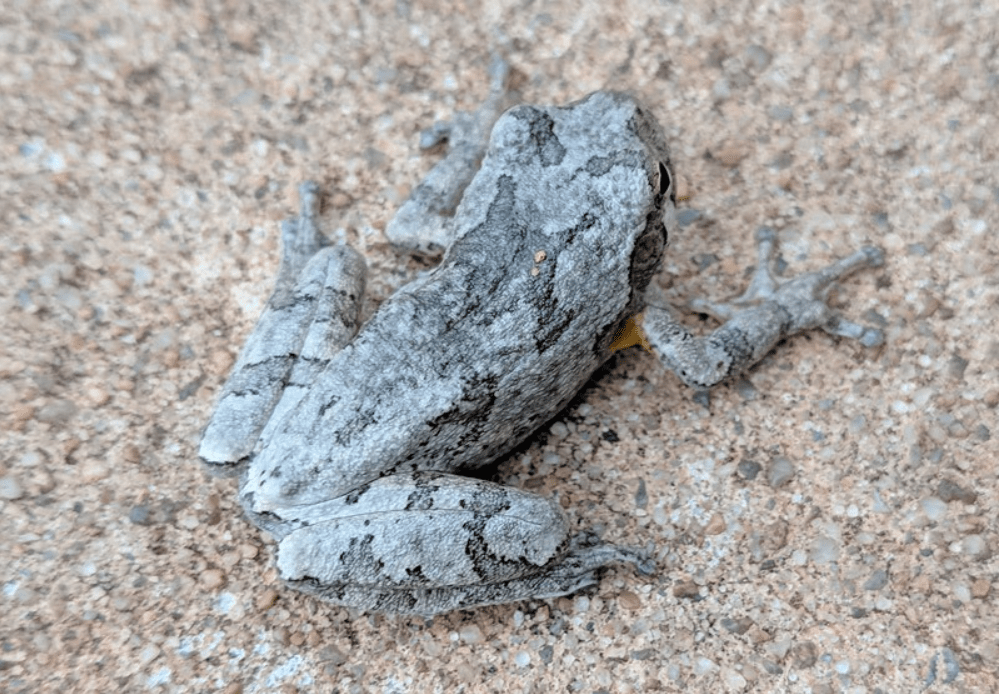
[200,240,366,468]
[274,472,571,591]
[272,472,648,614]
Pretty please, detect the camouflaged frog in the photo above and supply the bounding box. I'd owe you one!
[199,62,884,615]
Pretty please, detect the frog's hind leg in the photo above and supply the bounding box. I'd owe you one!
[292,533,652,616]
[640,227,884,390]
[268,471,651,615]
[199,182,366,469]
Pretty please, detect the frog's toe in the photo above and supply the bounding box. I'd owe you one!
[823,314,885,347]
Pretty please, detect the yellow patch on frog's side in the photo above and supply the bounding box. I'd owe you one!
[609,314,652,353]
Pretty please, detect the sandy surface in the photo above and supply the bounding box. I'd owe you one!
[2,1,997,692]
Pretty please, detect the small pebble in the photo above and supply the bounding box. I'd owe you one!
[952,582,972,603]
[129,505,152,525]
[86,385,111,407]
[745,44,772,70]
[963,534,986,556]
[946,354,968,380]
[926,647,960,685]
[618,590,642,610]
[790,641,817,668]
[459,625,483,644]
[0,475,25,500]
[920,497,947,521]
[810,536,839,564]
[768,457,795,487]
[673,579,700,599]
[255,588,279,611]
[36,398,78,424]
[737,459,761,480]
[721,666,747,689]
[634,479,647,509]
[80,459,110,483]
[864,569,889,591]
[720,616,753,635]
[693,656,717,675]
[704,513,726,535]
[971,579,991,599]
[201,569,225,589]
[937,479,977,504]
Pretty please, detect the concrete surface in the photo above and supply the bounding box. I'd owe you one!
[1,1,997,692]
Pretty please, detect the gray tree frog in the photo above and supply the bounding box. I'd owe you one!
[199,64,884,615]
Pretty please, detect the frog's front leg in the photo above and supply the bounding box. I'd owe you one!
[384,55,512,254]
[261,472,650,616]
[199,182,366,469]
[640,227,884,390]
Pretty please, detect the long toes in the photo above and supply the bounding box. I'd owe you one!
[281,181,326,264]
[815,245,885,285]
[753,225,778,248]
[724,227,782,303]
[823,315,885,347]
[861,245,886,267]
[297,180,320,216]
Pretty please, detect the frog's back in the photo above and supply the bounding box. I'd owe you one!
[248,92,672,510]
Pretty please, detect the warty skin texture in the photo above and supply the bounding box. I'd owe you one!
[201,81,883,614]
[204,90,670,614]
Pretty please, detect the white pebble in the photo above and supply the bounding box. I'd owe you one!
[920,497,947,521]
[952,582,971,603]
[721,667,746,688]
[459,625,483,644]
[810,536,840,564]
[694,657,717,675]
[0,476,24,500]
[963,534,986,556]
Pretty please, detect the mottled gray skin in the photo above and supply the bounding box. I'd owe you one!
[202,90,670,614]
[641,227,884,390]
[198,184,367,470]
[245,92,670,514]
[200,78,884,615]
[384,56,513,254]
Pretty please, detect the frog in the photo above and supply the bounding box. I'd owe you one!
[199,61,884,616]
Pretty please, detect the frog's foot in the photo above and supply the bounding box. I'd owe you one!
[286,532,652,617]
[640,227,884,390]
[385,55,513,255]
[199,182,366,469]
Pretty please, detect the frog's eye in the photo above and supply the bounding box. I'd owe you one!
[657,162,673,197]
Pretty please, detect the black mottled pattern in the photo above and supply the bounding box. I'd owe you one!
[244,93,673,514]
[287,535,648,615]
[517,107,567,166]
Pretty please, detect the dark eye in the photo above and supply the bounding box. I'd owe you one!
[657,162,672,197]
